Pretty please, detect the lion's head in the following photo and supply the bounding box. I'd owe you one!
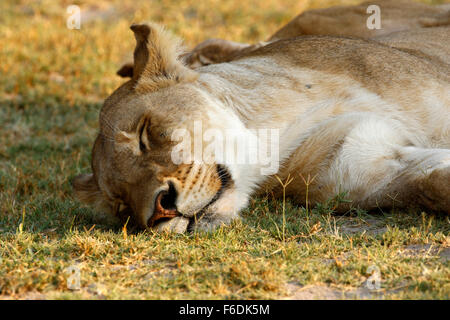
[73,24,247,233]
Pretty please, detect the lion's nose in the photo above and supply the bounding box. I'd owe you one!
[148,183,179,227]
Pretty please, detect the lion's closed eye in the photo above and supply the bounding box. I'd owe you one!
[138,117,151,151]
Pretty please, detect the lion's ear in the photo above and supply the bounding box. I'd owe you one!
[117,62,134,78]
[130,23,197,90]
[72,173,104,206]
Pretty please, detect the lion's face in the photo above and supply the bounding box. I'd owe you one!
[73,24,236,232]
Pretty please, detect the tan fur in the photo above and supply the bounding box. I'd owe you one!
[374,26,450,65]
[129,23,198,92]
[74,23,450,233]
[269,0,449,40]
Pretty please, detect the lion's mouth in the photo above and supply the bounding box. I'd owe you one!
[148,164,232,229]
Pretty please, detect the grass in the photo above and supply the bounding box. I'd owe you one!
[0,0,449,300]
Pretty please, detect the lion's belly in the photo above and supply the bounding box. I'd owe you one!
[252,80,450,208]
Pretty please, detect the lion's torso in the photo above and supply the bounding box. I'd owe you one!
[195,35,450,205]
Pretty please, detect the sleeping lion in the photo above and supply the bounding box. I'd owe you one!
[73,23,450,233]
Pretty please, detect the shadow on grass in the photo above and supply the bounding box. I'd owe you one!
[242,194,449,244]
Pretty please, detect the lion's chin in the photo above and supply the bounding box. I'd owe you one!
[153,216,190,233]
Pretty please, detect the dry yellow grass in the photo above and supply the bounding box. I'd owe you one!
[0,0,449,300]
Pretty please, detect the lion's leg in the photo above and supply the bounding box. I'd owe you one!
[372,146,450,213]
[320,116,450,213]
[189,187,249,232]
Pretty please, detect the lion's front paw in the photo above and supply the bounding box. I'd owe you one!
[419,167,450,214]
[153,216,190,233]
[152,213,238,233]
[188,213,238,232]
